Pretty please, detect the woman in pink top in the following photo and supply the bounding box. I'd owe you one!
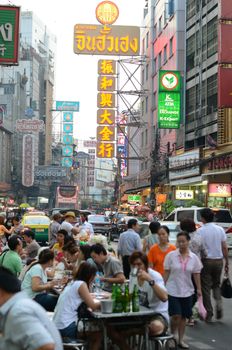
[163,232,202,349]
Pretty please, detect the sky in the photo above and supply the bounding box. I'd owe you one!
[3,0,145,141]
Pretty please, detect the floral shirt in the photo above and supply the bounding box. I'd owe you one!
[189,231,207,259]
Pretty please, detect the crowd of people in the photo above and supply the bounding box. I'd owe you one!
[0,207,229,350]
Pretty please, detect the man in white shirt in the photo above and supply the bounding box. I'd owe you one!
[198,208,229,322]
[118,218,142,278]
[60,212,79,237]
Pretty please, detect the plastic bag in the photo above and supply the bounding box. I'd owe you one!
[197,296,207,320]
[221,277,232,299]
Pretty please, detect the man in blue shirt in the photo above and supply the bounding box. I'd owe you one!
[118,218,142,278]
[0,266,63,350]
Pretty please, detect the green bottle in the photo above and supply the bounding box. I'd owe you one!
[132,285,140,312]
[112,284,117,313]
[124,284,130,312]
[115,285,123,313]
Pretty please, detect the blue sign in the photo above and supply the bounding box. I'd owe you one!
[63,124,73,133]
[63,112,73,122]
[25,107,34,117]
[56,101,80,111]
[63,135,73,145]
[62,157,73,167]
[62,146,73,157]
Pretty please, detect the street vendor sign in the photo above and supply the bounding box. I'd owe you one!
[0,6,20,65]
[74,24,140,56]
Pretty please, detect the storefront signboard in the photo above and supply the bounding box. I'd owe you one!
[176,190,194,200]
[208,183,231,197]
[169,149,200,180]
[128,195,141,203]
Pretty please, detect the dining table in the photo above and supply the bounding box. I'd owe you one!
[91,306,156,350]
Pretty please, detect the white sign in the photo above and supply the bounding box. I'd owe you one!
[169,149,200,180]
[176,190,194,200]
[16,119,45,133]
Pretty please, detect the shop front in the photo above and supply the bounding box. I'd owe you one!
[202,150,232,210]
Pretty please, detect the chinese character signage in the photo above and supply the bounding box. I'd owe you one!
[0,6,20,65]
[176,190,194,200]
[97,59,116,159]
[96,1,119,25]
[74,24,140,56]
[22,135,34,187]
[158,70,181,129]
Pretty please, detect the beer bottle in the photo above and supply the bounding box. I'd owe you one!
[124,283,130,312]
[112,284,117,313]
[115,285,123,313]
[132,285,140,312]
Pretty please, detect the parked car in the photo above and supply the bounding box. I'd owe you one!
[164,207,232,249]
[88,214,112,237]
[22,212,51,245]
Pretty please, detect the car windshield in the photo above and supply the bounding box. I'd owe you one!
[24,216,50,225]
[177,210,194,221]
[197,210,232,223]
[88,215,109,223]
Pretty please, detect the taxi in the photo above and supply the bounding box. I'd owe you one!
[22,211,50,245]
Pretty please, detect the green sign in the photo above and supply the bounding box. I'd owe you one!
[0,6,20,65]
[159,70,181,92]
[128,195,141,202]
[158,92,181,129]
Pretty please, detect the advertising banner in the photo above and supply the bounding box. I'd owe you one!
[0,6,20,65]
[56,101,80,111]
[158,70,181,129]
[74,24,140,56]
[208,183,231,197]
[158,92,181,129]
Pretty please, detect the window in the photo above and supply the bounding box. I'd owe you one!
[146,32,149,49]
[153,91,157,109]
[163,45,167,63]
[145,96,148,113]
[141,100,145,115]
[154,57,157,74]
[207,18,217,58]
[168,0,175,16]
[141,131,144,147]
[177,210,194,221]
[154,24,157,40]
[145,129,148,145]
[159,16,162,33]
[207,74,217,114]
[169,37,173,57]
[158,52,162,69]
[186,34,195,71]
[146,63,149,80]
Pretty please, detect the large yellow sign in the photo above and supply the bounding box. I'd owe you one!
[96,1,119,25]
[98,59,116,74]
[97,125,115,141]
[97,142,115,158]
[98,75,116,91]
[74,24,140,56]
[97,92,115,108]
[97,109,115,125]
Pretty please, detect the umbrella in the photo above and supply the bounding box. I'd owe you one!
[19,203,30,208]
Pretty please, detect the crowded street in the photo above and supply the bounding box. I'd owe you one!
[1,0,232,350]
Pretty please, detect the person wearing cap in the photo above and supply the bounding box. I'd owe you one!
[60,212,79,236]
[0,266,63,350]
[23,230,41,260]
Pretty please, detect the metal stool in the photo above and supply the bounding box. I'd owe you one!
[62,338,87,350]
[149,334,177,350]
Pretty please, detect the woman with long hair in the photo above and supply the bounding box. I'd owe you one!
[53,262,102,350]
[21,249,58,311]
[148,225,176,276]
[164,232,202,349]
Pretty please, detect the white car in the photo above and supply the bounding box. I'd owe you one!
[164,207,232,250]
[139,221,180,245]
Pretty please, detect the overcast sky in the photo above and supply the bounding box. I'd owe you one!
[3,0,145,140]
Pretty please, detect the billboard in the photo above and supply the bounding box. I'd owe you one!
[0,6,20,65]
[74,24,140,56]
[208,183,231,197]
[56,101,80,111]
[16,119,45,133]
[158,70,181,129]
[35,166,68,181]
[169,149,200,180]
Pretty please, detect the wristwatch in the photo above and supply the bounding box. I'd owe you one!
[148,280,155,286]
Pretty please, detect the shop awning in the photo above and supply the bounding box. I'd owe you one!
[124,184,150,194]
